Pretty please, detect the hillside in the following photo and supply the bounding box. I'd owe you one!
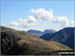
[40,27,74,49]
[1,26,72,55]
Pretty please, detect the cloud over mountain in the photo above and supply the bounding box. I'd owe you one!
[53,16,74,27]
[10,16,37,27]
[19,16,37,27]
[9,8,74,30]
[31,8,54,21]
[10,21,20,26]
[70,20,75,27]
[9,8,54,28]
[53,16,69,27]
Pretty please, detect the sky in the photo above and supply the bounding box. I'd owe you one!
[1,0,74,31]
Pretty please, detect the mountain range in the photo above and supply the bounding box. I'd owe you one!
[40,27,74,49]
[1,26,72,55]
[26,29,56,37]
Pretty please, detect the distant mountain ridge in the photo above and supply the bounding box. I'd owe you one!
[27,29,43,37]
[27,29,56,37]
[43,29,55,33]
[40,27,74,49]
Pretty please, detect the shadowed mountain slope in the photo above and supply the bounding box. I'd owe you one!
[40,27,74,49]
[40,33,54,41]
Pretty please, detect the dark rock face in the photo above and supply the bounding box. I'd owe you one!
[51,27,74,49]
[40,33,54,41]
[1,31,22,55]
[40,27,74,49]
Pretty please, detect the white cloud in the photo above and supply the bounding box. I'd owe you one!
[19,16,37,27]
[9,8,74,31]
[31,8,54,21]
[9,8,54,28]
[19,18,25,23]
[13,27,26,31]
[1,24,6,26]
[26,16,37,23]
[10,21,20,26]
[70,20,75,27]
[53,16,69,27]
[10,16,37,28]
